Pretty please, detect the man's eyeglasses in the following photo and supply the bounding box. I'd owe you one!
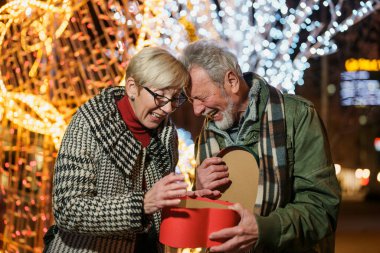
[143,87,188,109]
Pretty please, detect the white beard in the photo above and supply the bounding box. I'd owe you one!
[214,99,235,130]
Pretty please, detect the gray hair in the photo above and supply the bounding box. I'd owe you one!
[181,40,242,86]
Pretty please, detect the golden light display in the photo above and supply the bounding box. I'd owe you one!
[0,83,66,149]
[0,0,196,252]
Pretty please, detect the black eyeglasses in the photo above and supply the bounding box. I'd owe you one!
[143,87,188,109]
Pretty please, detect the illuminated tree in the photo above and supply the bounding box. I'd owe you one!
[156,0,380,92]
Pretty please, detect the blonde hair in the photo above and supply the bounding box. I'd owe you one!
[126,47,190,90]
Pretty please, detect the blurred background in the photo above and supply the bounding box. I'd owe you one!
[0,0,379,252]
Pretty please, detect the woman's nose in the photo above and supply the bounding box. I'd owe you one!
[160,102,174,114]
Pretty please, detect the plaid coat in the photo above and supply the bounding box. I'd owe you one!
[45,87,178,253]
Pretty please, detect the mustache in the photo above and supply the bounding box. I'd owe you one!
[203,110,217,119]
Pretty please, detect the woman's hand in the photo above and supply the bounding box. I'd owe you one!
[186,189,221,199]
[143,173,188,214]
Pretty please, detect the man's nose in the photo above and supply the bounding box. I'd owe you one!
[193,100,204,117]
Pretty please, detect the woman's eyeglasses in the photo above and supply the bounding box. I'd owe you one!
[143,87,187,109]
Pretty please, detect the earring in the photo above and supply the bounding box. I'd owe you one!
[130,96,135,101]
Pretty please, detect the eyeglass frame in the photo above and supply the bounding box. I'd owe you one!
[142,86,188,109]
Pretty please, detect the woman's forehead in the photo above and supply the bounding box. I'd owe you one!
[149,85,181,94]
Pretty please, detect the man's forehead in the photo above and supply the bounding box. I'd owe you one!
[189,67,217,92]
[190,79,217,96]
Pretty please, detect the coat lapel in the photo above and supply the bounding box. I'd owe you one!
[147,121,176,178]
[79,87,142,178]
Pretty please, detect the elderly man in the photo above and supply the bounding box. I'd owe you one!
[181,40,341,253]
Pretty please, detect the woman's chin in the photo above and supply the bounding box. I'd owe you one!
[141,116,163,129]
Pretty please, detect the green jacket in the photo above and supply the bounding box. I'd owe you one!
[195,73,341,252]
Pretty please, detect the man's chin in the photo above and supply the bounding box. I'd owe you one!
[214,119,233,131]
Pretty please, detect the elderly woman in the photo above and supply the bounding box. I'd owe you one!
[44,47,192,253]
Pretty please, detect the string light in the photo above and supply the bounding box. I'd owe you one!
[1,0,78,77]
[134,0,197,53]
[0,82,66,149]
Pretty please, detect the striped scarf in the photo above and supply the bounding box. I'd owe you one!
[196,83,288,216]
[257,85,288,215]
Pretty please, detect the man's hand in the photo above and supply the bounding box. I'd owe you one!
[143,173,188,214]
[208,203,259,252]
[196,157,230,191]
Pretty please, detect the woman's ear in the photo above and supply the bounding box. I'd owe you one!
[224,70,239,94]
[125,77,138,100]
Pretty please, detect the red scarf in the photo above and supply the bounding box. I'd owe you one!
[116,96,151,147]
